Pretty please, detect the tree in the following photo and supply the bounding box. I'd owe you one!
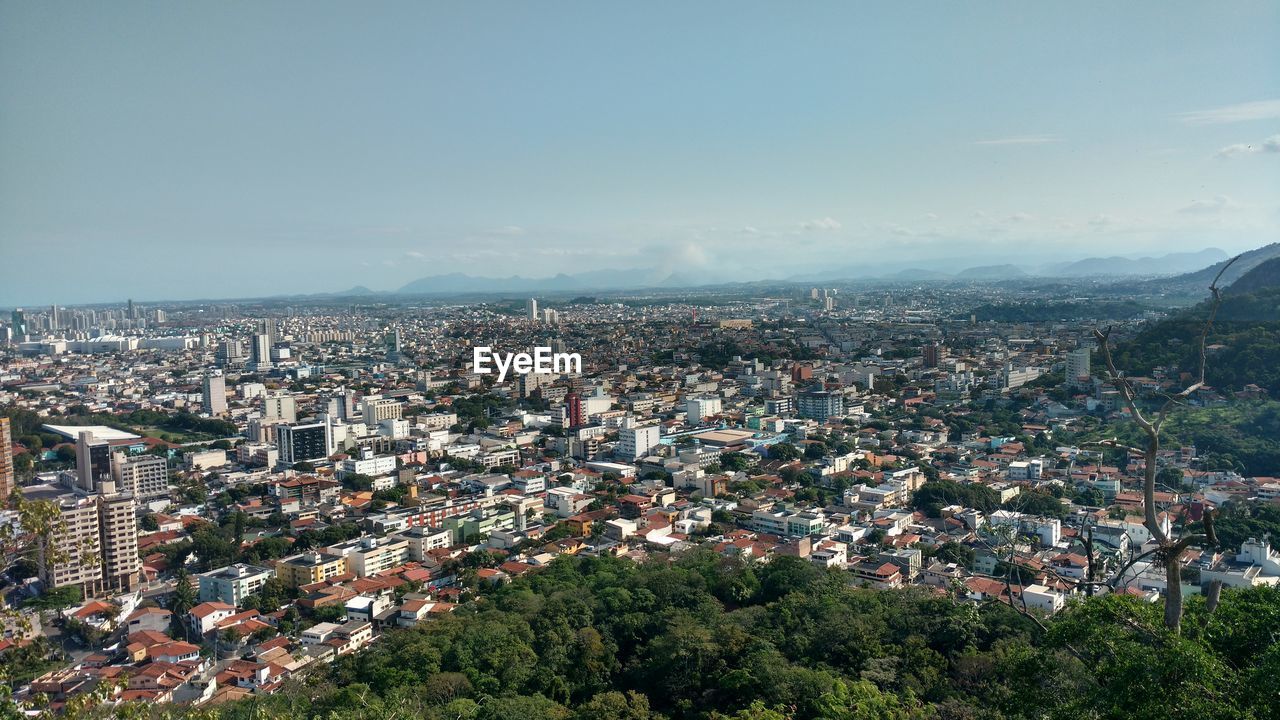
[770,443,800,461]
[171,570,196,640]
[233,511,247,543]
[1091,256,1237,634]
[932,542,975,569]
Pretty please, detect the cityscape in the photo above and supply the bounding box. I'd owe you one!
[2,2,1279,720]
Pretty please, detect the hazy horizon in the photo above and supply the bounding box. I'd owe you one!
[2,1,1278,305]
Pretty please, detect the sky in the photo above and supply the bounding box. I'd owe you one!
[1,1,1278,305]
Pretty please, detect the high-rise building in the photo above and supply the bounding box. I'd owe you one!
[216,339,244,368]
[276,420,333,466]
[10,309,26,339]
[126,299,136,319]
[923,343,944,369]
[37,493,103,594]
[260,318,278,344]
[76,431,113,493]
[0,417,14,502]
[251,333,273,370]
[564,392,584,428]
[686,395,723,422]
[111,452,169,503]
[203,371,227,415]
[618,422,661,460]
[49,305,60,329]
[1066,347,1092,389]
[97,486,142,592]
[526,298,539,321]
[32,481,141,597]
[797,388,844,422]
[264,393,297,423]
[320,389,357,421]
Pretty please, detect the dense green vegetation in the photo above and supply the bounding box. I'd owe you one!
[911,480,999,517]
[1190,502,1280,553]
[1113,285,1280,395]
[969,301,1151,323]
[83,552,1280,720]
[1065,401,1280,476]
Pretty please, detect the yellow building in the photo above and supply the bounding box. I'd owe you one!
[275,551,349,588]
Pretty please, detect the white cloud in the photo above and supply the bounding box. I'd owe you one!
[1179,195,1241,215]
[973,135,1062,145]
[405,250,426,259]
[1176,99,1280,125]
[488,225,526,236]
[1215,134,1280,157]
[798,217,842,231]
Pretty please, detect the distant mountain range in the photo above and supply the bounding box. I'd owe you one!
[1044,248,1228,277]
[1134,242,1280,296]
[363,247,1238,296]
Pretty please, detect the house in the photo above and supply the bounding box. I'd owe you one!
[345,593,395,626]
[124,607,172,636]
[146,641,202,664]
[188,601,236,636]
[301,622,342,647]
[1020,584,1066,615]
[395,599,456,627]
[327,622,373,655]
[850,560,902,589]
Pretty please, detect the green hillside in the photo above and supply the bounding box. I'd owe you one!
[74,553,1280,720]
[1114,257,1280,395]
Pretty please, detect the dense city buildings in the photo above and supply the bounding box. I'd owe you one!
[1,242,1278,716]
[2,2,1276,715]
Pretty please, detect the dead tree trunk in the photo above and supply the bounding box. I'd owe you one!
[1093,255,1238,634]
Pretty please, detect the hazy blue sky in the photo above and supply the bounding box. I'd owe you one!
[2,1,1278,304]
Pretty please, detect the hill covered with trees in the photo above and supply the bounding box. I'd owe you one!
[1114,257,1280,396]
[73,552,1280,720]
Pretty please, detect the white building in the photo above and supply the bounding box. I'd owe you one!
[1007,459,1044,481]
[362,397,402,426]
[338,452,398,479]
[1066,347,1091,389]
[202,371,227,415]
[111,452,169,503]
[618,423,661,461]
[685,395,723,422]
[263,393,297,423]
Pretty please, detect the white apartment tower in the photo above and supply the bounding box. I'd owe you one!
[1066,347,1092,389]
[112,451,170,503]
[203,370,227,415]
[251,333,273,370]
[37,483,141,597]
[618,422,661,461]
